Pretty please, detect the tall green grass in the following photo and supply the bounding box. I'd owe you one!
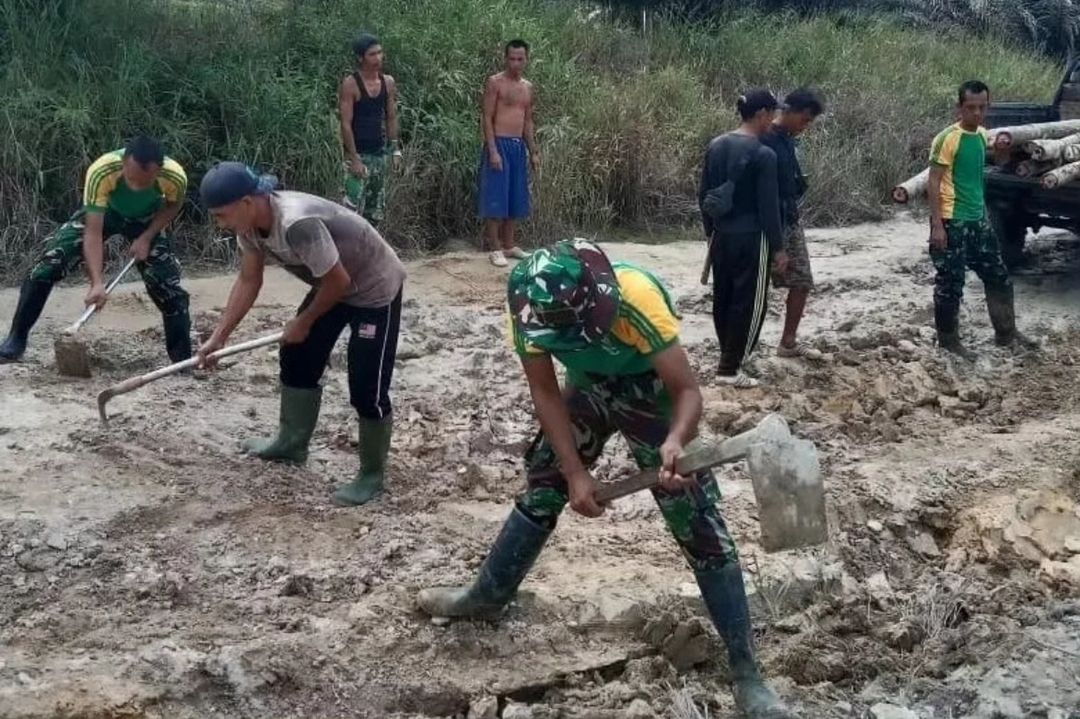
[0,0,1061,276]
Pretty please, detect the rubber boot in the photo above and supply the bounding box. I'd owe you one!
[985,287,1038,350]
[934,300,977,361]
[162,311,193,362]
[332,416,392,506]
[417,506,552,619]
[697,564,800,719]
[242,385,322,463]
[0,279,52,362]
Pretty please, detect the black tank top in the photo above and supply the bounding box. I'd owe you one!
[351,73,387,154]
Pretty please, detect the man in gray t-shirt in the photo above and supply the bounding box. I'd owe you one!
[197,163,406,507]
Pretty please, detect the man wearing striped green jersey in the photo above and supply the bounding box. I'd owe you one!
[0,136,193,362]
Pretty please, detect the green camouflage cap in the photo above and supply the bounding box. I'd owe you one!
[508,238,620,352]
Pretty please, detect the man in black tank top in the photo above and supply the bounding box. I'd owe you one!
[338,33,401,227]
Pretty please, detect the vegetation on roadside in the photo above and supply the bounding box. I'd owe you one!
[0,0,1060,276]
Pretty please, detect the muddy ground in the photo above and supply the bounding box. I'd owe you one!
[2,214,1080,719]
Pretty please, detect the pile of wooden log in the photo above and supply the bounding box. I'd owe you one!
[892,119,1080,203]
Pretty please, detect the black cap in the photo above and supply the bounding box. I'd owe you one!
[200,162,276,210]
[737,88,779,119]
[353,33,379,58]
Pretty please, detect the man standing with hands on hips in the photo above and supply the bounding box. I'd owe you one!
[197,162,406,508]
[479,39,540,267]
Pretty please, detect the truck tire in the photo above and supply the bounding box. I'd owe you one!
[989,207,1028,270]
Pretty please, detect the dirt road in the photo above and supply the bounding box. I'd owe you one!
[2,215,1080,718]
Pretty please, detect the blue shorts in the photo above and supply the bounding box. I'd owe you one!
[478,137,531,220]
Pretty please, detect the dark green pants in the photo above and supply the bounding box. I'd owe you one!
[518,371,739,572]
[931,218,1011,332]
[29,208,190,320]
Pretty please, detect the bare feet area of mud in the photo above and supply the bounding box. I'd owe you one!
[2,214,1080,719]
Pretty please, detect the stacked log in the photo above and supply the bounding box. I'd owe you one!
[894,119,1080,204]
[1023,132,1080,160]
[1015,159,1059,178]
[991,119,1080,150]
[1041,161,1080,189]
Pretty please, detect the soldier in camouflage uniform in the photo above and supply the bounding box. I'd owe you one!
[928,81,1035,359]
[0,136,192,363]
[418,240,799,719]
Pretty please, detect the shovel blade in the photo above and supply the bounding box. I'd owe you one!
[747,437,827,553]
[54,337,92,378]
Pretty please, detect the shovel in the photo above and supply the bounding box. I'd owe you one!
[55,258,137,378]
[595,414,827,553]
[96,331,284,424]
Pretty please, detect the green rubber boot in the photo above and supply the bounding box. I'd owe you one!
[243,385,322,464]
[332,416,393,506]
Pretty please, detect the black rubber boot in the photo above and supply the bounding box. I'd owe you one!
[934,299,976,361]
[696,564,800,719]
[985,286,1038,350]
[162,311,193,362]
[417,506,552,619]
[0,279,53,362]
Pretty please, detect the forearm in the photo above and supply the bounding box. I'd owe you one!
[212,277,262,342]
[531,386,586,475]
[483,115,498,153]
[139,203,181,242]
[758,164,784,253]
[387,115,400,146]
[82,229,105,285]
[524,120,538,156]
[295,276,349,327]
[666,387,702,446]
[928,179,944,226]
[341,124,359,159]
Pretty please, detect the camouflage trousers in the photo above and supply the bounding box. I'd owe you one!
[931,218,1011,326]
[343,152,388,225]
[28,208,191,320]
[518,371,740,571]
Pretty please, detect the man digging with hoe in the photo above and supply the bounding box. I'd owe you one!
[196,162,406,506]
[0,136,192,364]
[418,240,799,719]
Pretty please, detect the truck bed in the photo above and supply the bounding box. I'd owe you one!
[985,170,1080,230]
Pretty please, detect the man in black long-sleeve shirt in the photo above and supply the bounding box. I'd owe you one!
[699,89,788,388]
[761,88,824,359]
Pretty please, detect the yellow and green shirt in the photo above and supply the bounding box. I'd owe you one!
[82,149,187,220]
[511,263,680,384]
[929,123,989,222]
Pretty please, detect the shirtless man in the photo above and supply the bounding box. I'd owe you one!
[479,39,540,267]
[339,33,401,227]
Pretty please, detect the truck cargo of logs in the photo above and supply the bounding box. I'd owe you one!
[893,119,1080,203]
